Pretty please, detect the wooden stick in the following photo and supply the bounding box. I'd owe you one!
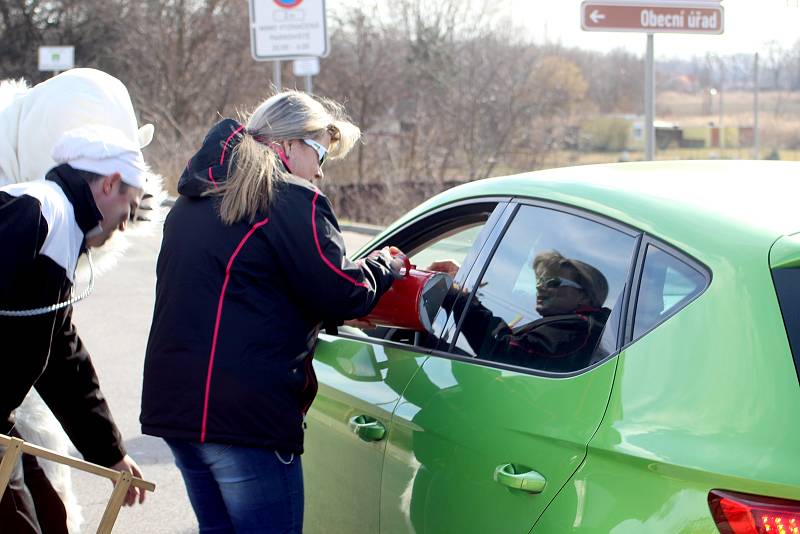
[0,437,23,502]
[96,470,132,534]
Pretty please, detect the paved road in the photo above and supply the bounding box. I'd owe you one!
[70,221,373,533]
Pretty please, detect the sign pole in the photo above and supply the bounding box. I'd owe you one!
[644,33,655,161]
[273,60,282,89]
[305,75,313,94]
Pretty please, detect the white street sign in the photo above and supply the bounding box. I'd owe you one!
[293,57,320,76]
[38,46,74,71]
[249,0,328,61]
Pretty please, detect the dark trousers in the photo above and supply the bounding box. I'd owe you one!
[0,430,68,534]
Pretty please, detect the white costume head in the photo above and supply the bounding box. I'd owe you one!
[0,68,155,184]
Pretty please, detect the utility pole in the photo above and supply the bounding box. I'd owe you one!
[718,59,725,152]
[753,52,760,159]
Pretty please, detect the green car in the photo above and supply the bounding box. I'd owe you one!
[303,161,800,533]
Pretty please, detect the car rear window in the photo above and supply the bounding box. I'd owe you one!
[772,268,800,381]
[632,245,707,340]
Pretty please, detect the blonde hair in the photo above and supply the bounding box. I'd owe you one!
[216,90,361,224]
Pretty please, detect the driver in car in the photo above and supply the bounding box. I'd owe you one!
[430,250,611,372]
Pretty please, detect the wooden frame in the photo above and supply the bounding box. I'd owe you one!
[0,434,155,534]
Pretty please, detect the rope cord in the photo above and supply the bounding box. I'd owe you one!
[0,251,95,317]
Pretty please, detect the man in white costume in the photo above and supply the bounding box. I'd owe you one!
[0,68,160,533]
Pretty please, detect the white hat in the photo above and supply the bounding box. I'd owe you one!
[51,125,148,189]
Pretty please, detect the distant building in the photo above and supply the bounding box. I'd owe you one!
[629,119,683,150]
[582,115,755,151]
[682,125,753,148]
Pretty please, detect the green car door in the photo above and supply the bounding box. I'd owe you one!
[304,335,426,533]
[379,202,640,533]
[304,201,508,533]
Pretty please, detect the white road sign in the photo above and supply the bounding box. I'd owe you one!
[38,46,74,71]
[293,57,320,76]
[249,0,328,61]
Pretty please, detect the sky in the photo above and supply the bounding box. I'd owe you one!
[510,0,800,59]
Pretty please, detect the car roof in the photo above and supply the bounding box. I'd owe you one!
[393,160,800,257]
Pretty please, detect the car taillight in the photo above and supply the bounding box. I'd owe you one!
[709,489,800,534]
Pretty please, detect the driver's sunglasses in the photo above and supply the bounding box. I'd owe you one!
[536,276,584,291]
[303,138,328,166]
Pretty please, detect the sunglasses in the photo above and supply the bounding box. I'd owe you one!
[536,276,584,291]
[302,138,328,166]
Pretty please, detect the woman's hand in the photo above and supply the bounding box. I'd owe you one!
[344,318,375,329]
[368,246,407,278]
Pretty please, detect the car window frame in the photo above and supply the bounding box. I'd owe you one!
[622,236,712,347]
[334,195,712,372]
[334,197,514,353]
[431,198,643,378]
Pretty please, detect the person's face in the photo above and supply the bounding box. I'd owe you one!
[535,266,590,316]
[282,131,332,183]
[87,173,143,248]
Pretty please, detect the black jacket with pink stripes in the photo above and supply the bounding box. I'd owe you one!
[140,119,395,453]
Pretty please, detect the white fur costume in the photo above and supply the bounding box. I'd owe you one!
[0,68,164,533]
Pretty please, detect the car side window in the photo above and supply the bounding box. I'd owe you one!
[408,224,485,273]
[351,216,493,346]
[450,204,637,373]
[632,245,707,339]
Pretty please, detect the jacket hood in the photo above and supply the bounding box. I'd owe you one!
[178,119,245,198]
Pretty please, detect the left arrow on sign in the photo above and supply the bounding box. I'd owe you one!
[590,9,606,23]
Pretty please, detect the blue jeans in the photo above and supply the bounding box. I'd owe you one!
[165,439,303,534]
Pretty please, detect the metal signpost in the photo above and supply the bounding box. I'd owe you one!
[248,0,328,90]
[38,46,74,75]
[581,1,724,160]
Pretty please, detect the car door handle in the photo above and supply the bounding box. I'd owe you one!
[348,415,386,442]
[493,463,546,493]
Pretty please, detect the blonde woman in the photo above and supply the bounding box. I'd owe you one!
[140,91,401,533]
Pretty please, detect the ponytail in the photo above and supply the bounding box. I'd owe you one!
[216,134,284,225]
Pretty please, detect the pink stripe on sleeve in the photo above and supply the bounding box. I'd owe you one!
[311,191,368,288]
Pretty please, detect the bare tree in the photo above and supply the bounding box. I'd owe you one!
[315,5,406,184]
